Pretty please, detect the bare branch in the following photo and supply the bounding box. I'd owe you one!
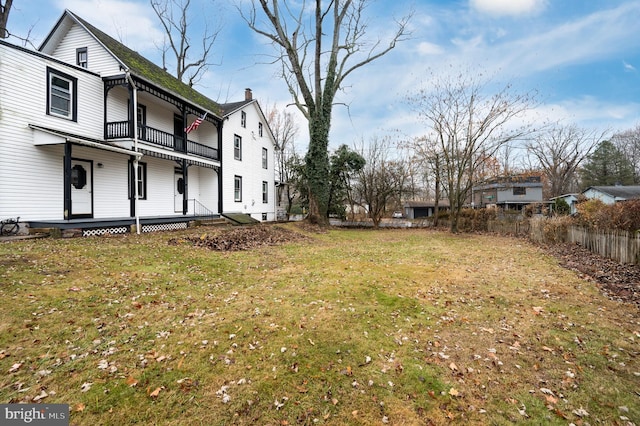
[150,0,222,86]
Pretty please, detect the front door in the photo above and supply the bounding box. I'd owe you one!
[174,171,184,213]
[71,159,93,218]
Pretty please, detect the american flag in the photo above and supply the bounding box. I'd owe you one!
[184,112,207,134]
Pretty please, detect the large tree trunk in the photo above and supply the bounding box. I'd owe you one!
[305,117,330,224]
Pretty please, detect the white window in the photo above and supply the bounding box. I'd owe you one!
[47,68,76,120]
[129,161,147,199]
[234,135,242,160]
[241,111,247,128]
[234,176,242,202]
[262,181,268,203]
[262,148,268,169]
[76,47,88,68]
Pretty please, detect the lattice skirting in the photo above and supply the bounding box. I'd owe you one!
[141,222,188,233]
[80,222,187,237]
[82,227,129,237]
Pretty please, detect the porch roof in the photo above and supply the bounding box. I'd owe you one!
[30,125,142,158]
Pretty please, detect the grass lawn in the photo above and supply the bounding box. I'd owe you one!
[0,225,638,425]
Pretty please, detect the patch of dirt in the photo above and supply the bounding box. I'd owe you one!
[168,225,309,251]
[540,242,640,308]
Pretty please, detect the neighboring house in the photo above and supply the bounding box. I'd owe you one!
[472,175,543,211]
[549,194,579,215]
[403,200,451,219]
[0,10,276,235]
[582,186,640,205]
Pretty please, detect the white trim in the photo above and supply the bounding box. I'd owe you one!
[138,143,220,168]
[30,125,142,158]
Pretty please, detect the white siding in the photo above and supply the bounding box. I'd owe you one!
[51,22,123,76]
[222,102,276,221]
[0,43,106,220]
[72,146,130,218]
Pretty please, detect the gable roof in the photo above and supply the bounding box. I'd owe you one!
[219,99,255,117]
[41,10,222,118]
[583,186,640,200]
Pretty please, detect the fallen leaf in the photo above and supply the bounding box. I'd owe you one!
[74,403,85,412]
[448,388,460,397]
[532,306,544,315]
[80,382,92,392]
[540,388,555,395]
[573,407,589,417]
[33,390,48,401]
[126,376,138,387]
[149,387,163,398]
[8,363,22,373]
[449,362,458,371]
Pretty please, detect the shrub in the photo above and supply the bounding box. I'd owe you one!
[553,198,571,215]
[541,216,573,243]
[575,198,640,232]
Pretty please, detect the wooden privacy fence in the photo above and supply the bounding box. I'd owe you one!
[528,217,640,265]
[566,226,640,265]
[487,220,530,236]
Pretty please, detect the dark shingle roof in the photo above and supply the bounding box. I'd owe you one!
[586,186,640,200]
[219,99,254,117]
[69,11,222,117]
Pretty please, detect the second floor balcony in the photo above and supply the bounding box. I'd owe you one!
[106,121,219,161]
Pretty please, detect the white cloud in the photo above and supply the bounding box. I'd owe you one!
[442,2,640,80]
[56,0,164,51]
[416,41,444,56]
[470,0,547,17]
[532,96,640,133]
[623,60,637,72]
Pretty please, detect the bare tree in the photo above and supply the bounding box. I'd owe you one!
[265,104,300,219]
[611,124,640,183]
[150,0,222,86]
[240,0,412,224]
[354,137,407,227]
[412,139,448,227]
[525,124,606,198]
[0,0,11,39]
[410,70,536,233]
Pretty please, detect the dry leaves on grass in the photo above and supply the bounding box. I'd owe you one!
[168,225,309,251]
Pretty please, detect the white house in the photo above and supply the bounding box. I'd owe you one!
[549,194,579,215]
[0,10,276,236]
[582,186,640,205]
[220,89,277,222]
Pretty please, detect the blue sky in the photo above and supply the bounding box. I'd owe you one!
[6,0,640,153]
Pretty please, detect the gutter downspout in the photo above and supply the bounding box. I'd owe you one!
[126,70,141,234]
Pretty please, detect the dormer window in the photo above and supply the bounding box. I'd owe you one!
[241,111,246,128]
[76,47,88,68]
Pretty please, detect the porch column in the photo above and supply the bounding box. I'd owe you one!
[63,141,72,219]
[217,119,224,215]
[129,155,136,217]
[182,159,188,215]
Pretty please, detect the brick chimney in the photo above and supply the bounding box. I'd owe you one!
[245,88,252,101]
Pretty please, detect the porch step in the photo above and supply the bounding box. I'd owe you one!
[221,213,261,226]
[198,218,230,228]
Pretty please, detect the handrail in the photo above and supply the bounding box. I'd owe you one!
[106,121,218,160]
[188,199,216,218]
